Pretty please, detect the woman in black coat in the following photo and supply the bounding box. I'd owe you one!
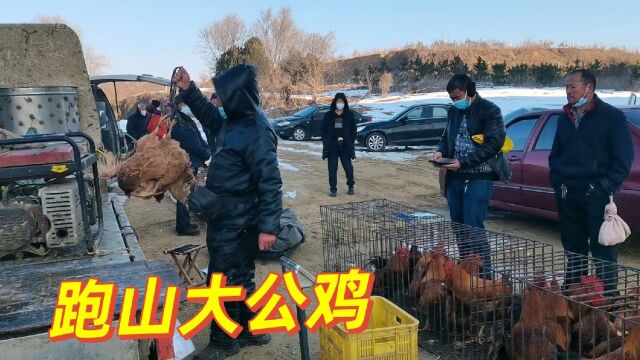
[322,93,357,197]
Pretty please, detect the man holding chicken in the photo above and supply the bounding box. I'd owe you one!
[173,64,282,359]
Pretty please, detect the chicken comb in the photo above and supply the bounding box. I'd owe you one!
[395,245,409,255]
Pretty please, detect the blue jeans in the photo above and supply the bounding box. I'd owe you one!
[446,177,493,277]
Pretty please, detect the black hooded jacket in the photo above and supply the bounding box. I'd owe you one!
[126,109,148,140]
[180,65,283,235]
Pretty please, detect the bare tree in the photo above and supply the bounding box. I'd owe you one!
[253,7,298,67]
[379,72,394,96]
[198,15,248,73]
[365,66,375,97]
[299,32,336,101]
[34,15,109,75]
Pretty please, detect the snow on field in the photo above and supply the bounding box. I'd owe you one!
[278,140,430,163]
[357,87,635,121]
[278,161,301,172]
[323,88,369,98]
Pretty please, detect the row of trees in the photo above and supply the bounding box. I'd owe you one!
[356,54,640,90]
[198,8,335,103]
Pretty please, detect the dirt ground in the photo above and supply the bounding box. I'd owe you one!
[123,140,640,360]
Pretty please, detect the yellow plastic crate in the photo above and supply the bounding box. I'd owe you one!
[320,296,418,360]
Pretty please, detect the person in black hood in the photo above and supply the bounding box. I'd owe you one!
[173,64,282,359]
[434,74,510,279]
[126,102,149,140]
[322,93,357,197]
[171,95,211,236]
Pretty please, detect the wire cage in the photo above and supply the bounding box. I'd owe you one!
[321,199,444,273]
[321,200,640,359]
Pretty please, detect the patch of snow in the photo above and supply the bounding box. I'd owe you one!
[284,191,297,199]
[279,161,301,172]
[323,89,370,98]
[278,146,323,157]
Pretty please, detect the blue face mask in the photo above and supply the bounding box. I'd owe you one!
[218,106,226,118]
[452,93,471,110]
[572,95,590,108]
[571,86,593,108]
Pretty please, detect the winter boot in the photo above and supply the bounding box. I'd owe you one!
[192,342,240,360]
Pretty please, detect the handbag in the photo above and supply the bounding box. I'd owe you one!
[187,187,220,223]
[598,196,631,246]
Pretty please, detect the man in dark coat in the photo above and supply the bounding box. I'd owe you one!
[173,64,282,359]
[549,69,633,292]
[126,102,149,140]
[171,95,211,236]
[321,93,357,197]
[434,74,510,278]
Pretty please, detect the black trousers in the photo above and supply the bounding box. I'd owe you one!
[176,168,197,232]
[327,141,354,192]
[206,225,259,346]
[556,182,618,292]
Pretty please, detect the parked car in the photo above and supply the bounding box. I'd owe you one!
[356,103,451,151]
[272,105,372,141]
[490,107,640,231]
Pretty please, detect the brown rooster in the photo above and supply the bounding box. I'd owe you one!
[510,285,559,360]
[530,276,573,350]
[443,257,512,303]
[565,276,618,355]
[371,245,421,300]
[590,323,640,360]
[116,124,195,203]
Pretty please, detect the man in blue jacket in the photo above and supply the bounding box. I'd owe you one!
[171,95,211,236]
[549,69,634,292]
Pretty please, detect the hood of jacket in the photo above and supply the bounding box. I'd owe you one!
[213,64,261,121]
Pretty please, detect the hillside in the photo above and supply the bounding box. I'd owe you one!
[329,41,640,90]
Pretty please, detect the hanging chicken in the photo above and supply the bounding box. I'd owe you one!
[101,116,195,203]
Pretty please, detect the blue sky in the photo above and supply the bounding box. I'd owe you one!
[2,0,637,78]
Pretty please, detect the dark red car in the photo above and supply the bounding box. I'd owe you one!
[491,107,640,232]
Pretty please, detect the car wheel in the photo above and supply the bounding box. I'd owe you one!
[292,127,308,141]
[366,133,386,152]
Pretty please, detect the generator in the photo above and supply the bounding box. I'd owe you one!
[0,133,101,259]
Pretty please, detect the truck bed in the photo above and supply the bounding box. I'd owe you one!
[0,194,183,339]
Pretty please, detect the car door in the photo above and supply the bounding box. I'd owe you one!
[424,105,449,144]
[491,116,539,206]
[309,107,329,138]
[385,107,426,145]
[521,113,561,212]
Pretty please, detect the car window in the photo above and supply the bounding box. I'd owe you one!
[625,110,640,128]
[432,106,448,118]
[293,107,317,117]
[314,109,329,120]
[506,117,538,152]
[533,115,559,151]
[405,107,424,122]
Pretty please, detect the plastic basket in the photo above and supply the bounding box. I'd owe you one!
[320,296,418,360]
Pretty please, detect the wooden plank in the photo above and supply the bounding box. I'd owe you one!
[0,260,183,337]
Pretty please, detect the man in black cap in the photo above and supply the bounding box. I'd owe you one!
[170,95,211,236]
[173,65,282,359]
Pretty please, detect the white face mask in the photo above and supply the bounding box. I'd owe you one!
[336,103,345,111]
[140,110,147,116]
